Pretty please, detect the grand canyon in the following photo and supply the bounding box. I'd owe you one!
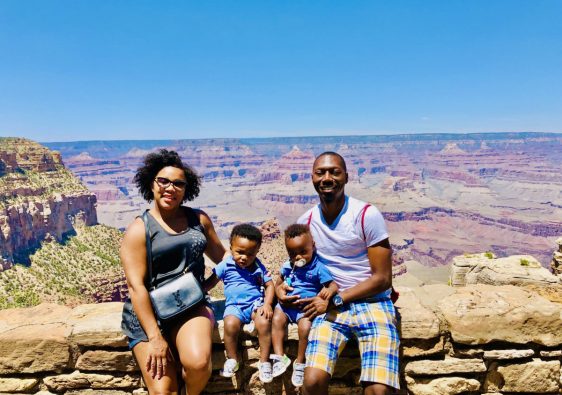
[46,132,562,269]
[2,134,562,394]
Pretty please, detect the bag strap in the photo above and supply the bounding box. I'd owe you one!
[141,210,155,290]
[307,210,313,226]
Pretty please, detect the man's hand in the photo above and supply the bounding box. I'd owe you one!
[275,282,301,308]
[300,296,329,319]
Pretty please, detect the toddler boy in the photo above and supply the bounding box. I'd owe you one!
[271,224,338,387]
[205,224,275,383]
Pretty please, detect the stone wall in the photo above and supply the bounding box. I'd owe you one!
[1,282,562,394]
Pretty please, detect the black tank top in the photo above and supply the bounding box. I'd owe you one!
[121,206,208,340]
[145,207,207,286]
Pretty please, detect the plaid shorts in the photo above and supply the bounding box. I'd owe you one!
[305,297,400,389]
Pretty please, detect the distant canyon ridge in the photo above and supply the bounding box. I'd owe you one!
[47,132,562,267]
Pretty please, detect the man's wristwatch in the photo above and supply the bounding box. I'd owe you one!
[332,293,344,307]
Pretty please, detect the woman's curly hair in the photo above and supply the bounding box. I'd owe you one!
[134,149,201,202]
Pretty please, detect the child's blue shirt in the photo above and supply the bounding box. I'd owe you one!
[280,254,333,299]
[213,256,272,309]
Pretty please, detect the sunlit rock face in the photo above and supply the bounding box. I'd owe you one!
[0,138,97,268]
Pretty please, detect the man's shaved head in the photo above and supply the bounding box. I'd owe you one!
[314,151,347,172]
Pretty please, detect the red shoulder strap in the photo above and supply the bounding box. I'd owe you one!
[307,210,313,226]
[361,203,399,303]
[360,204,371,240]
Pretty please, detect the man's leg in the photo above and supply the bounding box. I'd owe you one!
[302,316,349,395]
[302,367,330,395]
[363,382,393,395]
[355,299,400,393]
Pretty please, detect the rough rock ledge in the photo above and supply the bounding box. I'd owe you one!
[1,281,562,394]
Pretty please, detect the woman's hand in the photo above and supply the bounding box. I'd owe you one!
[275,282,301,308]
[146,334,173,380]
[258,303,273,320]
[300,296,329,319]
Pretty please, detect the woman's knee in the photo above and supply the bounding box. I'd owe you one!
[182,352,212,374]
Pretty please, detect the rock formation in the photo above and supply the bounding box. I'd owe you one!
[0,138,97,268]
[450,252,561,288]
[2,272,562,394]
[551,237,562,277]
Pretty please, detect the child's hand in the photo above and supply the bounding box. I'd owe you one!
[318,287,334,300]
[258,304,273,320]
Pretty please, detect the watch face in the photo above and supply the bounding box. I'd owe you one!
[333,294,343,306]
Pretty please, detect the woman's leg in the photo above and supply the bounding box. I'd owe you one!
[171,305,215,395]
[132,341,179,395]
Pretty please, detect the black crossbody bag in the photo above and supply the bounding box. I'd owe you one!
[142,211,205,322]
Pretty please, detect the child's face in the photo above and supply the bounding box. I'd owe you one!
[230,236,260,269]
[285,232,315,267]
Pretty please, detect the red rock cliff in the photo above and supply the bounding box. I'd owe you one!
[0,138,97,268]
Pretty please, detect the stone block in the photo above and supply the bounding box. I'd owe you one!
[438,284,562,346]
[66,391,131,395]
[402,337,445,358]
[75,350,138,372]
[406,376,480,395]
[68,303,127,347]
[394,287,440,339]
[43,370,140,392]
[0,304,72,374]
[405,357,486,376]
[484,359,560,393]
[0,377,39,392]
[483,349,534,360]
[540,350,562,357]
[0,323,71,374]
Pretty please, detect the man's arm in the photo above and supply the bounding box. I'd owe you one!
[339,238,392,303]
[301,238,392,318]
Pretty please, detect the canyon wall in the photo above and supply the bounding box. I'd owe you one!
[0,138,97,268]
[47,133,562,267]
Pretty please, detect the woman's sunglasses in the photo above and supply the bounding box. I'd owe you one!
[154,177,187,190]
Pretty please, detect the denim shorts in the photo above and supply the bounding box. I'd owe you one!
[122,297,212,350]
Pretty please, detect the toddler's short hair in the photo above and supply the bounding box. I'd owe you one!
[230,224,263,245]
[284,224,310,240]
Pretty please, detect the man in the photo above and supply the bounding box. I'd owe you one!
[277,152,399,395]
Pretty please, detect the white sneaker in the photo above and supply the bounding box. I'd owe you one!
[220,358,239,378]
[271,354,291,377]
[291,361,306,387]
[259,361,273,383]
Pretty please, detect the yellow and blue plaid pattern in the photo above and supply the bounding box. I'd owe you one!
[305,297,400,389]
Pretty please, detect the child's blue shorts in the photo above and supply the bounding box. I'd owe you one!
[275,304,306,324]
[224,303,261,324]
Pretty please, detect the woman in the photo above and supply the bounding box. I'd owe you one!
[121,149,226,395]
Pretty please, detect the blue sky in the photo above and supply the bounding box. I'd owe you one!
[0,1,561,142]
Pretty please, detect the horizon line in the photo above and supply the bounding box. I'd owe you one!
[28,130,562,144]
